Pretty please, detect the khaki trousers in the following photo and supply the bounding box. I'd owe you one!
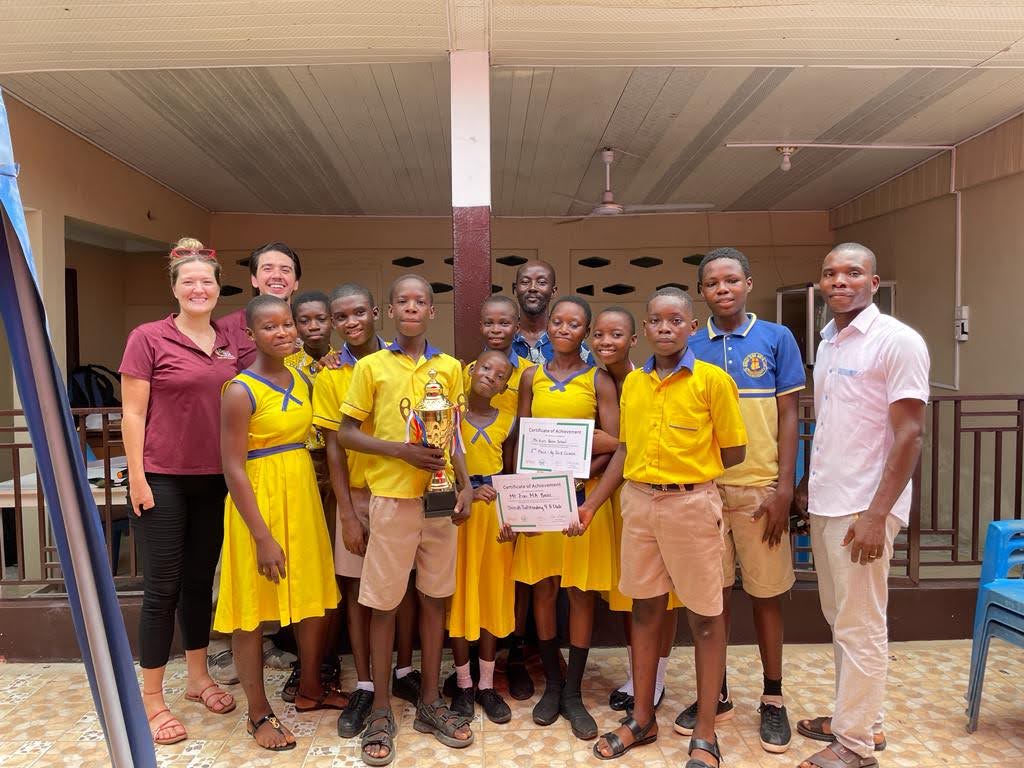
[810,512,902,758]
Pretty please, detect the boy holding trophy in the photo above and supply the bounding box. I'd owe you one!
[339,274,475,766]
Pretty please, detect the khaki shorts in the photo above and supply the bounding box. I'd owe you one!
[358,495,457,611]
[335,486,371,578]
[720,484,795,598]
[618,480,725,617]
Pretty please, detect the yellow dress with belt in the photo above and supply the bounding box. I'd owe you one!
[213,367,340,633]
[447,408,517,641]
[511,364,617,592]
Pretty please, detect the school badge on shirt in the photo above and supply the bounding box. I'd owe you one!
[742,351,768,378]
[213,347,236,360]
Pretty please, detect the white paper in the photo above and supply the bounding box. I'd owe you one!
[492,473,579,532]
[515,417,594,479]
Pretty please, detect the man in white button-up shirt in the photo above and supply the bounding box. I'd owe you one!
[795,243,929,768]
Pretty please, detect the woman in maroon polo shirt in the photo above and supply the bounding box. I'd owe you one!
[120,237,240,745]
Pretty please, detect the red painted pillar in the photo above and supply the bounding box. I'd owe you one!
[450,51,491,363]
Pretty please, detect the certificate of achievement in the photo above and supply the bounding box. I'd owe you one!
[515,417,594,479]
[492,473,580,531]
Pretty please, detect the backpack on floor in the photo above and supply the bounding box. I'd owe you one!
[68,364,121,408]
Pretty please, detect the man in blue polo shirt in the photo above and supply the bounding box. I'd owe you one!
[688,247,805,755]
[511,259,593,364]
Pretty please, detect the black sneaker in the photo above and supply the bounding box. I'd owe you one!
[391,668,422,705]
[337,688,375,738]
[506,647,535,701]
[450,685,475,718]
[533,682,562,726]
[280,661,301,703]
[476,688,512,724]
[758,701,792,753]
[673,697,735,736]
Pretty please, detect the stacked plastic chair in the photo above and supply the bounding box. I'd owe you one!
[966,519,1024,732]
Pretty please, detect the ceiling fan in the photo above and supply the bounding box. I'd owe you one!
[555,147,715,225]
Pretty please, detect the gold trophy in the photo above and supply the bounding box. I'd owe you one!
[400,369,464,518]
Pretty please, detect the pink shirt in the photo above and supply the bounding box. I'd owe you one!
[119,315,241,475]
[808,303,929,525]
[215,308,257,369]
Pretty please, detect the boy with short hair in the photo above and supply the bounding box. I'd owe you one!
[313,283,412,738]
[339,274,475,766]
[572,287,747,768]
[688,247,805,753]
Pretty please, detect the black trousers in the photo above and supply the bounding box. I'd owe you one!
[132,473,226,669]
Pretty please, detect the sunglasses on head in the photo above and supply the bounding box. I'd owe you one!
[171,246,217,260]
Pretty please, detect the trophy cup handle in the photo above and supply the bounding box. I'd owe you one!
[399,397,411,422]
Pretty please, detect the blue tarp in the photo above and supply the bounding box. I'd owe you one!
[0,88,155,767]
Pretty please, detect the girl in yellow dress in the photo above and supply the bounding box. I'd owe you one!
[216,295,344,752]
[510,296,620,740]
[591,307,681,714]
[447,350,516,724]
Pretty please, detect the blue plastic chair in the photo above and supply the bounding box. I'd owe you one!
[966,520,1024,732]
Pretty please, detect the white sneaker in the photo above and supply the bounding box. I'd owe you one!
[208,649,239,685]
[262,639,297,670]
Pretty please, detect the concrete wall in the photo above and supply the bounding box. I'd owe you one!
[1,96,209,402]
[210,210,833,360]
[831,113,1024,395]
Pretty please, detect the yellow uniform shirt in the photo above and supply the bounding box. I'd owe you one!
[312,342,385,489]
[463,350,534,423]
[341,340,464,499]
[285,346,334,449]
[620,349,747,485]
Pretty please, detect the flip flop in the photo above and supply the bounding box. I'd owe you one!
[246,711,296,752]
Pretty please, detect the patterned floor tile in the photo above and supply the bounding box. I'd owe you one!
[0,641,1019,767]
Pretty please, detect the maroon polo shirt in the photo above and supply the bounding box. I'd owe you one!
[119,315,242,475]
[215,307,257,369]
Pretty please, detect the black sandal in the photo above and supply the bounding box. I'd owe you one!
[280,661,300,703]
[413,698,474,748]
[593,715,658,760]
[686,736,722,768]
[360,708,397,767]
[246,711,296,752]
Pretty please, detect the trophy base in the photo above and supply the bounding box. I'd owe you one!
[423,488,458,518]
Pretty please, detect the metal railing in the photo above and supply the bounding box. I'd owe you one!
[1,396,1021,596]
[0,408,139,594]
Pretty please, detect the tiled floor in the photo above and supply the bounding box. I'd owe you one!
[0,640,1021,767]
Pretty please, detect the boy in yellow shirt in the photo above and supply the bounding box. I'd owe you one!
[339,275,475,766]
[572,287,747,768]
[313,283,418,738]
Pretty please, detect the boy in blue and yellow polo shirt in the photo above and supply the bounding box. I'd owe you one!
[573,287,746,767]
[338,275,475,765]
[689,247,805,754]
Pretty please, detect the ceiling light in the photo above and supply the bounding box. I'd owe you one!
[777,146,795,172]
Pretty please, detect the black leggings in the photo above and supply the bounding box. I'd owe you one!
[132,473,226,669]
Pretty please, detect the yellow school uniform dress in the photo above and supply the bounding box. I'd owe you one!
[511,364,617,592]
[448,409,517,641]
[464,349,535,422]
[213,367,340,633]
[285,346,335,450]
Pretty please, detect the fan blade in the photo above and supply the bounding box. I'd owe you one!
[554,216,587,226]
[623,203,715,212]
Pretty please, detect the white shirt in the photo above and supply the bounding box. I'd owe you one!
[808,303,930,525]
